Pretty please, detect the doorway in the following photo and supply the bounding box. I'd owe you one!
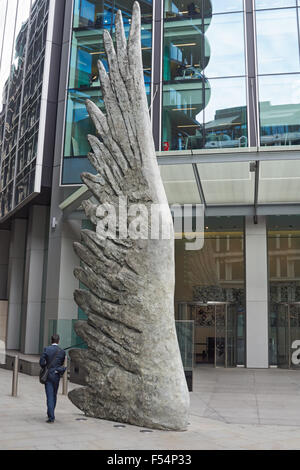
[270,302,300,369]
[176,301,242,368]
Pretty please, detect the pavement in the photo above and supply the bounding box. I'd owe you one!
[1,366,300,450]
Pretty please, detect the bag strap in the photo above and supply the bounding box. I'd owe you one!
[47,347,60,369]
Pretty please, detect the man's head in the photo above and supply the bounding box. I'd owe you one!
[51,334,60,345]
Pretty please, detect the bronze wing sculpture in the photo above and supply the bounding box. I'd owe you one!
[68,1,190,431]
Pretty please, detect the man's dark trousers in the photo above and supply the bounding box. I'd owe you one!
[45,375,60,422]
[40,344,66,422]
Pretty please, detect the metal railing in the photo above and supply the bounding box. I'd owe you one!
[9,342,85,398]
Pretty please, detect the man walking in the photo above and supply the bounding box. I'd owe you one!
[40,334,66,423]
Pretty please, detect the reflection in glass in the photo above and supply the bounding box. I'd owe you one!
[258,74,300,147]
[164,0,212,20]
[73,0,152,29]
[204,78,247,149]
[210,0,243,13]
[69,26,152,90]
[163,2,247,151]
[163,2,212,152]
[0,1,8,69]
[0,0,18,112]
[64,83,150,158]
[163,76,248,151]
[175,321,194,372]
[63,0,153,184]
[164,0,243,18]
[162,80,210,151]
[64,89,101,159]
[0,0,49,218]
[268,218,300,367]
[205,13,245,78]
[163,17,211,82]
[174,217,245,367]
[255,0,296,9]
[256,9,300,74]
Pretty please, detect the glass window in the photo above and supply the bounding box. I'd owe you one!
[268,217,300,368]
[204,77,247,149]
[205,13,245,78]
[164,0,212,20]
[162,4,246,152]
[0,0,50,218]
[175,217,245,367]
[0,1,8,66]
[62,157,96,185]
[162,77,247,152]
[256,9,300,74]
[64,89,100,159]
[163,17,211,82]
[0,0,18,112]
[258,74,300,147]
[69,26,152,90]
[63,0,153,184]
[210,0,243,13]
[256,0,296,9]
[162,78,210,151]
[73,0,152,28]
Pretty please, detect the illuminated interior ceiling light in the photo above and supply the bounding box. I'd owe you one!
[172,107,197,111]
[90,51,106,55]
[141,47,151,50]
[177,124,201,128]
[172,43,197,47]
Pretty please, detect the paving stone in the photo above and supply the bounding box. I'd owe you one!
[2,367,300,449]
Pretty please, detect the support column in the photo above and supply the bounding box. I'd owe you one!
[20,206,49,354]
[43,217,81,350]
[6,219,27,350]
[245,216,269,368]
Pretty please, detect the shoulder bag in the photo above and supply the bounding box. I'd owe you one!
[39,347,60,385]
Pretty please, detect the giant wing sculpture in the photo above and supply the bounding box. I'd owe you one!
[68,1,190,431]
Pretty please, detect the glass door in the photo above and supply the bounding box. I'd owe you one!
[192,303,215,366]
[289,303,300,369]
[175,301,243,367]
[227,303,236,367]
[215,303,226,367]
[271,302,300,368]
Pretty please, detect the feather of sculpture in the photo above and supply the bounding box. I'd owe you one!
[68,1,190,431]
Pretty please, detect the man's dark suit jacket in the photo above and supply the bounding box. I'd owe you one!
[39,345,66,382]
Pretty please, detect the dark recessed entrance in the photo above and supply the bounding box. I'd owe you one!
[176,301,243,368]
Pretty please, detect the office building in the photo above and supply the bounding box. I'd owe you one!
[1,0,300,374]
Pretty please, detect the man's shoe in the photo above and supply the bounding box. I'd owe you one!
[46,419,54,423]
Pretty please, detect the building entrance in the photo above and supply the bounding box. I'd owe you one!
[270,302,300,369]
[176,302,241,368]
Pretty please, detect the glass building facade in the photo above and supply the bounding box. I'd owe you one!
[268,216,300,369]
[3,0,300,371]
[62,0,153,184]
[175,217,245,367]
[163,1,247,151]
[0,0,49,219]
[62,0,300,185]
